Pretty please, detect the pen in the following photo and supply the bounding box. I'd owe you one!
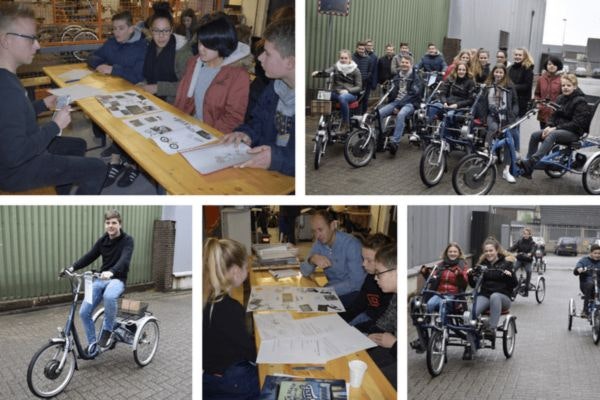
[291,366,325,371]
[65,79,80,84]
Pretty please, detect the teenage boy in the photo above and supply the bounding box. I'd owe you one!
[67,210,134,356]
[353,41,374,113]
[223,17,295,176]
[300,209,365,308]
[574,244,600,318]
[340,233,394,332]
[0,3,106,194]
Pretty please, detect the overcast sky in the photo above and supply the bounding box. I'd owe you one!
[543,0,600,45]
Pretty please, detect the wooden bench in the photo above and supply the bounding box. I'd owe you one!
[0,186,57,195]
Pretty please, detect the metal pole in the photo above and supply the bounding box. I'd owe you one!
[327,15,333,67]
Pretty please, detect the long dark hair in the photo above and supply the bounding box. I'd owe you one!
[196,15,237,58]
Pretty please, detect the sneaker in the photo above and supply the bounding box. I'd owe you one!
[388,142,398,156]
[103,162,125,187]
[117,166,139,187]
[98,330,113,348]
[409,133,420,143]
[409,339,425,353]
[87,342,98,358]
[502,168,516,183]
[100,142,119,158]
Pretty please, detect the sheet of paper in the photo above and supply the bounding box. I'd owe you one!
[57,69,93,82]
[181,142,253,174]
[255,313,377,364]
[247,286,345,313]
[95,90,160,118]
[49,84,107,102]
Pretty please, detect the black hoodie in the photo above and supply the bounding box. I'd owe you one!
[549,87,592,136]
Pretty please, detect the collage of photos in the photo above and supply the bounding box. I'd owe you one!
[1,0,600,399]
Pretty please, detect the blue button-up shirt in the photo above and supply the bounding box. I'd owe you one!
[300,230,366,296]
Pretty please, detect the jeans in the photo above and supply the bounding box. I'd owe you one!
[427,103,463,137]
[378,101,415,144]
[203,361,260,400]
[0,137,107,194]
[79,278,125,346]
[527,129,580,160]
[474,293,511,330]
[348,311,371,327]
[514,260,532,289]
[331,92,357,125]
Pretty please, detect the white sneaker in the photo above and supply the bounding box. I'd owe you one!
[409,133,420,143]
[502,168,516,183]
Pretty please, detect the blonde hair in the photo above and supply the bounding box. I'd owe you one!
[561,73,578,88]
[485,63,511,87]
[450,61,473,80]
[472,48,490,79]
[514,47,534,70]
[202,238,247,306]
[477,236,513,264]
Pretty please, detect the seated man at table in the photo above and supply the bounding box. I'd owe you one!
[340,233,395,331]
[300,209,366,308]
[222,17,295,177]
[0,3,107,194]
[368,243,397,389]
[87,10,148,188]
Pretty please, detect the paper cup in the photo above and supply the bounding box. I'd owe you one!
[348,359,368,388]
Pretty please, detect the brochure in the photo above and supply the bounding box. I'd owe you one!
[259,375,348,400]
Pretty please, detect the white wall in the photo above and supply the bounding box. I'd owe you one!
[162,206,193,274]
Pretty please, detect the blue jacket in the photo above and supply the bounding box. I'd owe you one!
[417,52,447,73]
[388,68,422,109]
[235,81,295,176]
[574,256,600,283]
[87,28,147,84]
[352,52,374,89]
[300,230,366,297]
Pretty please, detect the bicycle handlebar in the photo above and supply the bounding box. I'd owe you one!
[59,268,101,280]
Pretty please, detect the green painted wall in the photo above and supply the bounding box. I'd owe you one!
[0,206,162,301]
[306,0,450,91]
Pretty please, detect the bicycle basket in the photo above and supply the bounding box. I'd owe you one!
[311,100,332,115]
[118,298,148,317]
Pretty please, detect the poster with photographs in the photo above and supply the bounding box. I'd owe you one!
[95,91,160,118]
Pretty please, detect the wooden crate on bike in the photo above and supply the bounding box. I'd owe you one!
[119,298,148,317]
[311,100,332,116]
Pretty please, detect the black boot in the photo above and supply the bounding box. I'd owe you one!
[523,271,531,296]
[519,157,538,179]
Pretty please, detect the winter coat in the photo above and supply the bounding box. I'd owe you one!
[534,72,562,124]
[325,63,362,94]
[352,52,374,88]
[508,62,534,116]
[417,52,447,73]
[574,255,600,283]
[509,237,536,262]
[377,54,394,84]
[469,255,518,298]
[387,68,422,108]
[427,258,468,295]
[548,87,592,136]
[476,83,519,124]
[87,28,147,84]
[438,76,475,108]
[475,63,490,84]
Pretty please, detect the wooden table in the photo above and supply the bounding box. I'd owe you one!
[249,268,397,400]
[43,64,295,195]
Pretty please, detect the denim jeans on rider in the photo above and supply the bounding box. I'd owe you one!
[79,278,125,346]
[378,101,415,144]
[474,292,511,330]
[331,92,357,125]
[526,129,579,160]
[203,360,260,400]
[426,102,463,137]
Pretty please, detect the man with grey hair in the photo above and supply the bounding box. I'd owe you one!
[0,3,106,194]
[223,17,295,177]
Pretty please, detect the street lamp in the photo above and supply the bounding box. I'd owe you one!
[562,18,567,53]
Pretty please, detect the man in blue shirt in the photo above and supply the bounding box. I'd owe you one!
[300,209,366,308]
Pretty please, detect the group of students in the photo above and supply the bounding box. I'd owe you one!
[318,39,593,183]
[202,210,397,399]
[0,2,295,195]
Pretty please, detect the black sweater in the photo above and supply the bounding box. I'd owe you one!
[439,76,475,108]
[509,237,535,262]
[469,255,518,298]
[0,68,60,185]
[549,88,592,136]
[203,295,256,375]
[339,274,393,330]
[72,231,134,282]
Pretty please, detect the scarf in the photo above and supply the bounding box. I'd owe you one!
[336,60,358,76]
[143,35,177,86]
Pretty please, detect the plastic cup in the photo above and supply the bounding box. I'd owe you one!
[348,359,368,388]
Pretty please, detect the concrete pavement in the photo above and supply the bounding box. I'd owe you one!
[407,254,600,400]
[0,291,191,400]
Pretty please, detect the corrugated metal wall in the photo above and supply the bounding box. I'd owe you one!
[306,0,451,92]
[0,206,162,301]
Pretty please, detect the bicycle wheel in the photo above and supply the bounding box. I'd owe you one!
[134,319,160,366]
[593,310,600,345]
[60,25,83,42]
[452,154,496,195]
[535,277,546,304]
[426,330,445,377]
[27,341,76,398]
[502,318,516,358]
[583,153,600,194]
[568,298,575,331]
[314,135,324,170]
[72,29,99,61]
[419,143,446,187]
[344,129,375,168]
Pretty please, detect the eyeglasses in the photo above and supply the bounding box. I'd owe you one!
[374,268,396,277]
[151,29,172,36]
[6,32,39,44]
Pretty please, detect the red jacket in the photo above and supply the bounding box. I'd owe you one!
[174,55,249,133]
[431,259,468,294]
[534,72,562,124]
